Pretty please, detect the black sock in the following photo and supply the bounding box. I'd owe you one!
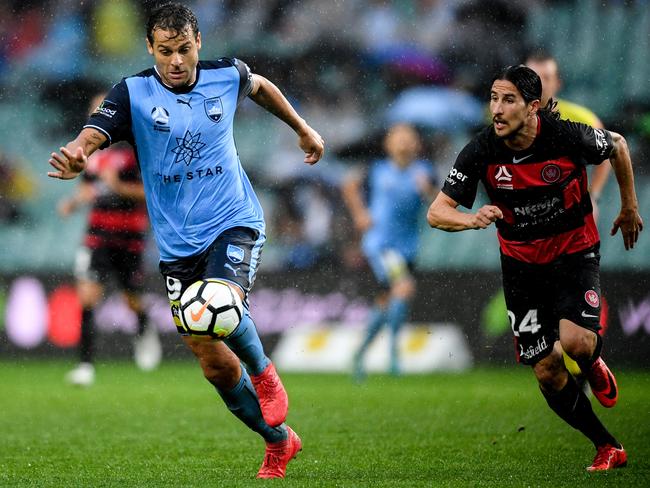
[136,311,147,337]
[80,308,94,364]
[542,374,620,448]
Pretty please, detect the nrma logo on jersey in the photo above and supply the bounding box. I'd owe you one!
[204,97,223,123]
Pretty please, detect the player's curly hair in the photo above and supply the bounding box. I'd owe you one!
[494,65,560,120]
[146,2,199,45]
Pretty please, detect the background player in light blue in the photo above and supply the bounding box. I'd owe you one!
[342,123,437,380]
[47,2,324,480]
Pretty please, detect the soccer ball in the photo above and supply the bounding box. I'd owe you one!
[179,279,243,339]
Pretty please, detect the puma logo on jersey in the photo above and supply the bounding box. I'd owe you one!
[224,263,240,276]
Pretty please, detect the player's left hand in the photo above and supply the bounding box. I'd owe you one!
[298,125,325,165]
[611,207,643,250]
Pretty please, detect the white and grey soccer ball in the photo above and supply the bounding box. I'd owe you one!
[179,279,243,339]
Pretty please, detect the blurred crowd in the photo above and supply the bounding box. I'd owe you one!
[1,0,649,272]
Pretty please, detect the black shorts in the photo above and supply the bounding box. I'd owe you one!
[74,246,144,292]
[158,227,265,334]
[501,246,602,365]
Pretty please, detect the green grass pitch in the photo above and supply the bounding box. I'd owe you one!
[1,360,648,487]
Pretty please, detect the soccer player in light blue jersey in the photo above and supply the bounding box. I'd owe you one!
[342,123,437,380]
[48,2,324,479]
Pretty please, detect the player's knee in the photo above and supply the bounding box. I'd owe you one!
[188,340,241,387]
[123,292,142,313]
[201,358,240,387]
[391,278,415,299]
[561,329,596,361]
[77,281,103,308]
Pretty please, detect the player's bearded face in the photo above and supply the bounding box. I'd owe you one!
[147,27,202,88]
[490,80,533,140]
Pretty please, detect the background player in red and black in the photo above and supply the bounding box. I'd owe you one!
[427,65,643,471]
[59,93,156,386]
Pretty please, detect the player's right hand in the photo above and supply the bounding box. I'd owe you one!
[48,146,87,180]
[472,205,503,229]
[298,125,325,165]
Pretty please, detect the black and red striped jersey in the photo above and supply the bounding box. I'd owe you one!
[442,112,613,264]
[82,146,148,253]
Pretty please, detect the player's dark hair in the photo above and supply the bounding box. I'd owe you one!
[494,65,560,119]
[146,2,199,45]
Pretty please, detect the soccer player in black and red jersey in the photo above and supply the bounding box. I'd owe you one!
[427,65,642,471]
[59,93,157,386]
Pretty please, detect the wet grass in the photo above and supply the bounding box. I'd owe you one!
[1,360,648,487]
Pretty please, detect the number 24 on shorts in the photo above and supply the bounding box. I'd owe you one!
[508,309,541,336]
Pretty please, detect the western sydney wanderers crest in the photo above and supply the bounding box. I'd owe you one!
[585,290,600,308]
[541,164,561,183]
[204,97,223,123]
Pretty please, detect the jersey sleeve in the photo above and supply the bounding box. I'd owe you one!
[441,140,483,209]
[232,58,254,105]
[84,80,133,149]
[563,120,613,165]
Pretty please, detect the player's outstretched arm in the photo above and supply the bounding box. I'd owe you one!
[341,171,372,233]
[48,128,107,180]
[427,191,502,232]
[608,131,643,250]
[248,74,324,165]
[58,181,96,217]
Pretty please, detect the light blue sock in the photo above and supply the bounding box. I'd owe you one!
[386,298,408,373]
[215,366,287,443]
[224,308,270,376]
[356,306,387,359]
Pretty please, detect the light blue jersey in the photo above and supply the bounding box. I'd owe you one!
[85,59,264,261]
[362,159,435,263]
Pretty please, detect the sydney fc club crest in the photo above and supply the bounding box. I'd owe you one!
[204,97,223,123]
[227,244,245,264]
